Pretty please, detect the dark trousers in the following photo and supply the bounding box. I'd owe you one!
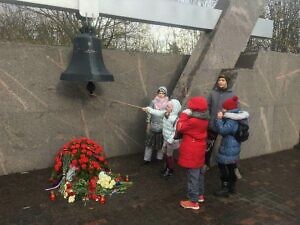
[205,130,218,166]
[218,163,237,183]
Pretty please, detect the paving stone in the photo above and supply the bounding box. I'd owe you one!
[0,146,299,225]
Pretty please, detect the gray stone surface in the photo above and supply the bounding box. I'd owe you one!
[235,51,300,159]
[0,42,187,175]
[0,42,299,176]
[0,0,279,177]
[0,0,299,176]
[170,0,299,161]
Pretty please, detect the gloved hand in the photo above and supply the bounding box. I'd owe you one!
[142,107,149,112]
[182,108,192,116]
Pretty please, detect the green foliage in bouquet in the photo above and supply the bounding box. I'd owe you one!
[48,137,132,203]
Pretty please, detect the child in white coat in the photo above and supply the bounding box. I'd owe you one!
[142,99,182,176]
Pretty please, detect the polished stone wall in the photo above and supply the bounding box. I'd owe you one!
[0,42,188,175]
[235,51,300,159]
[0,42,299,175]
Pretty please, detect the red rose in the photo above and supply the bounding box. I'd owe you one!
[51,137,111,202]
[81,164,87,170]
[94,162,101,170]
[78,158,85,165]
[90,177,97,186]
[54,164,61,171]
[99,156,105,161]
[71,149,77,155]
[71,159,78,166]
[66,182,72,189]
[82,157,89,163]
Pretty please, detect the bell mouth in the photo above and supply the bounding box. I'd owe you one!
[60,72,114,82]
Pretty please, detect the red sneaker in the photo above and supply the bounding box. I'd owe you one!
[198,195,205,203]
[180,200,200,210]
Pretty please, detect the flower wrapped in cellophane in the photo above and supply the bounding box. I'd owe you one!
[47,137,132,203]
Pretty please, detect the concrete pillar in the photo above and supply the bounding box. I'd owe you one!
[172,0,267,103]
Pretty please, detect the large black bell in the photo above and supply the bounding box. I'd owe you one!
[60,33,114,82]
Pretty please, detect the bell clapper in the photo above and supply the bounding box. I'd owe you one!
[86,81,96,95]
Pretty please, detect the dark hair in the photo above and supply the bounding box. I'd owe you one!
[157,86,167,95]
[217,74,230,83]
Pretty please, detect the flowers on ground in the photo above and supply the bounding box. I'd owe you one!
[98,171,116,189]
[48,137,132,203]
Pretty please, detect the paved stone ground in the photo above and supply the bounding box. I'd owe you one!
[0,145,299,225]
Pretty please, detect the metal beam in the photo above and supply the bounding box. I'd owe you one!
[0,0,273,38]
[251,18,273,39]
[100,0,221,31]
[0,0,79,13]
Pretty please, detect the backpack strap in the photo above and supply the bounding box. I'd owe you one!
[173,117,179,127]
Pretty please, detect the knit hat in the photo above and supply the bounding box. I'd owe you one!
[188,96,208,112]
[217,74,230,84]
[222,96,239,110]
[157,86,167,95]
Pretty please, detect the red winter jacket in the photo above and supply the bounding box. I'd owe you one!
[177,97,209,168]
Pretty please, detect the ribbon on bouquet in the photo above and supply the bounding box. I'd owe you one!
[45,176,64,191]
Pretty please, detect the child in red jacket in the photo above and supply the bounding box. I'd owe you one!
[177,96,210,210]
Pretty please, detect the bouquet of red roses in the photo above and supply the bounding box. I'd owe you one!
[48,137,132,203]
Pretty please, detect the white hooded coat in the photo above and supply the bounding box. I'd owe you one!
[146,99,182,144]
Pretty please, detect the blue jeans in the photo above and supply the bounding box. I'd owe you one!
[186,167,205,202]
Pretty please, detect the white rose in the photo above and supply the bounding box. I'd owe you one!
[68,195,75,203]
[99,171,105,176]
[110,180,116,186]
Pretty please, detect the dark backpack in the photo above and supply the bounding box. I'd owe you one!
[234,121,249,142]
[173,118,183,140]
